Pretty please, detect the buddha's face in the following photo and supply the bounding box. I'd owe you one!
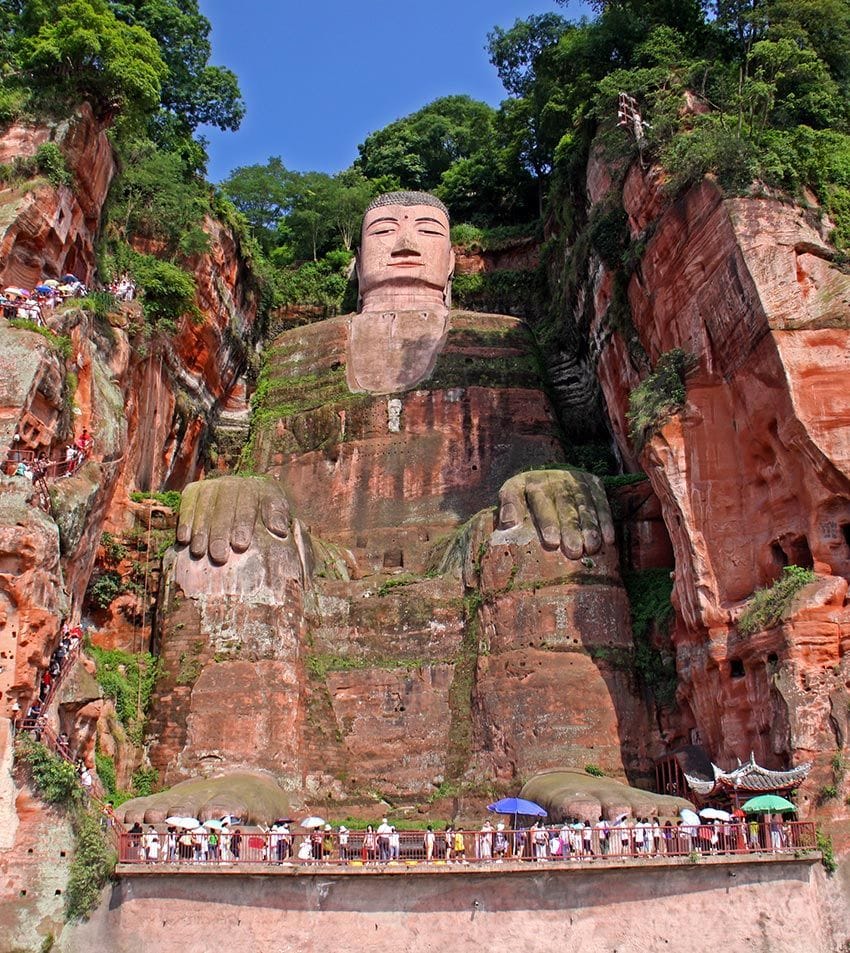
[357,203,454,309]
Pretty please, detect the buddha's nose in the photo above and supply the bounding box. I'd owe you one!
[391,224,422,257]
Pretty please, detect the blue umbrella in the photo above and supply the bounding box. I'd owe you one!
[487,797,547,818]
[35,285,53,294]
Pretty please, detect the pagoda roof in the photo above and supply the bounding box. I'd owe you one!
[684,754,811,797]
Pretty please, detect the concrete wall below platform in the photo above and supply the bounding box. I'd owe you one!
[59,857,836,953]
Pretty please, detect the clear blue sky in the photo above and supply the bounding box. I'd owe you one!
[199,0,592,183]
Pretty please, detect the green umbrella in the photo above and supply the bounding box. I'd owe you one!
[741,794,796,813]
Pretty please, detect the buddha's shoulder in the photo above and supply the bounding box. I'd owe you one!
[445,310,534,349]
[266,314,351,370]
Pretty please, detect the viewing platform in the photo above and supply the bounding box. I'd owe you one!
[115,821,819,877]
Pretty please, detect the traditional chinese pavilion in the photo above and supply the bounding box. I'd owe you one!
[684,753,811,806]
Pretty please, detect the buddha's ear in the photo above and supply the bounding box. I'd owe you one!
[354,249,362,312]
[444,249,455,309]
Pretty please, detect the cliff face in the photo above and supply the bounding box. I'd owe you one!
[0,116,260,727]
[0,103,115,287]
[579,151,850,821]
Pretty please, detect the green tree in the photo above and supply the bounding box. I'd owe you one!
[106,139,209,254]
[283,171,336,261]
[328,169,375,250]
[487,13,569,97]
[356,95,497,192]
[108,0,244,134]
[18,0,167,120]
[221,156,293,251]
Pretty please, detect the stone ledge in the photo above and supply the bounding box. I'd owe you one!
[116,850,820,878]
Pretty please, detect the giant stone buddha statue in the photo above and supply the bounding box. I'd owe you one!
[148,192,658,799]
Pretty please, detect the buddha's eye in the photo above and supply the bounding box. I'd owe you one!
[369,226,396,236]
[418,228,444,236]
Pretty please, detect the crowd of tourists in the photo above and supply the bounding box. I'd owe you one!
[0,274,88,324]
[4,427,94,482]
[121,813,813,867]
[13,622,83,731]
[0,271,136,326]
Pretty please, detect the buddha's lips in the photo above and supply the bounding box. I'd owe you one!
[387,261,424,267]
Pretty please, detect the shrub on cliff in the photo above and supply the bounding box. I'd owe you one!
[627,348,695,450]
[16,735,82,806]
[16,737,115,920]
[65,808,116,920]
[738,564,816,635]
[87,645,160,745]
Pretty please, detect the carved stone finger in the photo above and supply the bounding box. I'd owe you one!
[573,479,602,556]
[231,480,260,553]
[526,484,560,549]
[554,486,584,559]
[176,481,199,545]
[260,482,290,539]
[586,474,616,546]
[497,478,525,529]
[189,482,217,559]
[208,480,237,565]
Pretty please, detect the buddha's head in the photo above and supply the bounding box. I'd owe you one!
[356,191,454,312]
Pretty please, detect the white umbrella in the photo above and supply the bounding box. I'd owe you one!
[300,816,325,828]
[191,827,207,835]
[204,819,225,830]
[699,808,731,821]
[680,808,700,826]
[165,816,201,829]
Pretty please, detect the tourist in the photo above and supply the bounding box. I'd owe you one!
[178,830,193,861]
[479,819,493,861]
[376,816,392,862]
[322,824,335,859]
[559,822,572,860]
[127,822,143,861]
[75,428,93,458]
[207,827,220,862]
[494,823,508,862]
[424,824,435,862]
[360,825,376,862]
[652,818,662,854]
[630,817,643,855]
[444,824,454,862]
[582,820,593,857]
[662,819,674,853]
[678,820,692,855]
[166,827,177,862]
[453,826,466,862]
[548,826,561,860]
[594,816,608,855]
[230,827,242,861]
[310,825,323,861]
[533,821,548,861]
[337,825,349,862]
[143,826,160,863]
[569,821,582,858]
[389,826,400,861]
[769,814,783,851]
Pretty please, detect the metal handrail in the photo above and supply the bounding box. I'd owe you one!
[116,820,818,868]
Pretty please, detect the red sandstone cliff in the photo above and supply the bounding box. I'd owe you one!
[0,114,261,729]
[580,150,850,826]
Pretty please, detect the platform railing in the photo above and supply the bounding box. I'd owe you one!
[117,821,818,867]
